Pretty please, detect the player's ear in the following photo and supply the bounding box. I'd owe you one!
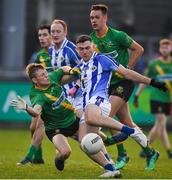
[32,77,37,84]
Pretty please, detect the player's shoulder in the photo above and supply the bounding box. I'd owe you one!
[36,49,45,56]
[90,31,95,37]
[95,53,111,62]
[65,41,77,53]
[149,58,160,66]
[66,40,76,49]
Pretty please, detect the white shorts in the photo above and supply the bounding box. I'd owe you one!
[73,95,83,111]
[88,96,111,117]
[66,95,83,111]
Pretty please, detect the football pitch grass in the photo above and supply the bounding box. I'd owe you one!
[0,129,172,179]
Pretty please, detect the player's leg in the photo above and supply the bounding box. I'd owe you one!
[116,103,159,170]
[85,104,134,138]
[78,122,120,178]
[107,80,135,169]
[139,121,160,158]
[30,117,37,136]
[157,114,172,158]
[52,134,71,171]
[32,117,45,163]
[16,117,43,166]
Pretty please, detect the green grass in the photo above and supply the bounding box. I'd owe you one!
[0,129,172,179]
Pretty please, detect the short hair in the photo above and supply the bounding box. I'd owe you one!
[26,63,45,79]
[37,24,50,34]
[91,4,108,15]
[51,19,68,33]
[76,35,92,44]
[159,39,172,46]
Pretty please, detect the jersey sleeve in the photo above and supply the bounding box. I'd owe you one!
[115,31,133,48]
[66,46,81,67]
[30,94,44,107]
[99,55,120,71]
[49,68,64,83]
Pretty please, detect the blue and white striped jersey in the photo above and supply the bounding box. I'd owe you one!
[48,38,81,98]
[76,52,120,108]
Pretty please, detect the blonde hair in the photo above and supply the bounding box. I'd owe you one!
[51,19,68,33]
[26,63,44,79]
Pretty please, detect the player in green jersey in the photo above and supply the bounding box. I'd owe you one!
[11,63,124,178]
[89,4,159,171]
[35,24,52,67]
[133,39,172,159]
[16,24,52,166]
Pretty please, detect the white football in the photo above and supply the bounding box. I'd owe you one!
[81,133,103,155]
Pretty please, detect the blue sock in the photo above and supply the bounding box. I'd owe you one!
[112,132,129,143]
[104,163,114,171]
[121,125,134,135]
[104,153,110,161]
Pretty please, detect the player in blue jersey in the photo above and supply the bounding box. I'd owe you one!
[69,35,167,171]
[49,19,83,118]
[48,19,117,170]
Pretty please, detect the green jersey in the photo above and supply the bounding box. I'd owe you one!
[30,68,76,131]
[35,48,52,68]
[146,58,172,103]
[90,27,133,84]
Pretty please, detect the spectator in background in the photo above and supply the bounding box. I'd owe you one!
[133,39,172,159]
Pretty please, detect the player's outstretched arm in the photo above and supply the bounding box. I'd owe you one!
[11,96,41,117]
[116,65,167,91]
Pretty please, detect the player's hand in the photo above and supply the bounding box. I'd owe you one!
[11,96,27,110]
[68,85,79,97]
[133,95,139,108]
[150,79,167,92]
[69,67,81,76]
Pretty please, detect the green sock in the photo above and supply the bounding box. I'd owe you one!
[25,144,38,160]
[167,149,172,154]
[34,147,43,160]
[116,143,127,156]
[142,146,154,156]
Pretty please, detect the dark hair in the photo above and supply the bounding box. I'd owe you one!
[76,35,92,44]
[91,4,108,15]
[159,39,172,46]
[26,63,45,79]
[38,24,50,34]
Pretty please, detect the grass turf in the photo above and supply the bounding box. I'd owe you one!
[0,129,172,179]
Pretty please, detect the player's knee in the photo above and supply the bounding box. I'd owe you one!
[85,115,94,125]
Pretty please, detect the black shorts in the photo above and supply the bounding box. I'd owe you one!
[150,100,171,115]
[45,119,79,142]
[108,79,135,102]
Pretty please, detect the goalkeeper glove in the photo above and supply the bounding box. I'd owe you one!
[11,96,27,110]
[150,79,167,92]
[69,67,81,77]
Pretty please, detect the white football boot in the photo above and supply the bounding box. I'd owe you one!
[99,170,121,178]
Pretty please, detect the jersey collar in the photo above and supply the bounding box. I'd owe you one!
[83,52,97,65]
[96,26,108,38]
